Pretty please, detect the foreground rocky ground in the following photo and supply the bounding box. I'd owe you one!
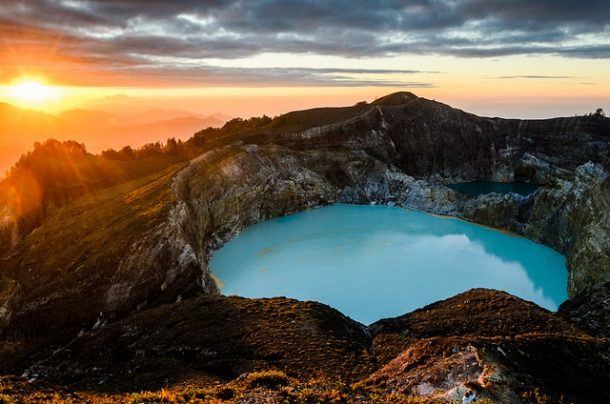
[1,287,609,403]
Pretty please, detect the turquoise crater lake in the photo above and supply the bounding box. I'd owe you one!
[210,204,567,324]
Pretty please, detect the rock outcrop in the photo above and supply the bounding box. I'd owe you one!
[560,281,610,338]
[459,161,610,295]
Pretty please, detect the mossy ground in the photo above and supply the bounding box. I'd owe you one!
[0,162,187,367]
[2,290,607,403]
[5,161,182,279]
[0,373,496,403]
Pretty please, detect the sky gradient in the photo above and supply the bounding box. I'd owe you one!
[0,0,609,118]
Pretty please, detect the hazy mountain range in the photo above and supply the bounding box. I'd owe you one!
[0,102,229,176]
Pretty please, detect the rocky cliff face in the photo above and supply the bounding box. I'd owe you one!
[168,93,610,309]
[2,92,609,337]
[460,161,610,295]
[1,92,609,402]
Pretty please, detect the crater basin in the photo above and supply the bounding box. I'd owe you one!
[210,204,567,324]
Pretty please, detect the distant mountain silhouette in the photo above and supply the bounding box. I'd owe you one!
[57,108,120,127]
[0,103,227,175]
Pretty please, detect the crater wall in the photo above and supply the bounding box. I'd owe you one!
[2,93,609,345]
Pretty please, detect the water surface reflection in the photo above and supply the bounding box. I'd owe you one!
[210,204,567,324]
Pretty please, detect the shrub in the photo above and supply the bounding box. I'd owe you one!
[246,370,290,390]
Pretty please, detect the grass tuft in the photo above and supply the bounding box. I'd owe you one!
[246,370,290,390]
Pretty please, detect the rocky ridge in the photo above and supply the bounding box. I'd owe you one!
[13,289,610,403]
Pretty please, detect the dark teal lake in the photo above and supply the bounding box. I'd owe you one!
[210,204,567,324]
[448,181,540,196]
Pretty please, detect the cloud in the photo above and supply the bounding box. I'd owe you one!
[101,65,436,87]
[0,0,608,86]
[494,75,576,79]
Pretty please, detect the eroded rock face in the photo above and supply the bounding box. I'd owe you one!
[527,164,610,294]
[0,277,22,333]
[560,281,610,338]
[459,162,610,295]
[165,98,610,312]
[366,289,610,403]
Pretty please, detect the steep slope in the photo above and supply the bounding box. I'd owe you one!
[0,140,195,257]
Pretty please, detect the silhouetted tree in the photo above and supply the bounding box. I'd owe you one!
[249,115,272,127]
[189,127,221,146]
[101,148,121,160]
[220,115,272,135]
[164,137,179,154]
[119,145,135,160]
[137,142,163,158]
[595,108,605,117]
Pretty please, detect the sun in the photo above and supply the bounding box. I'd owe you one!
[5,79,61,106]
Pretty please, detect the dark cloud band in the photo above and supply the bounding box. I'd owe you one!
[0,0,608,85]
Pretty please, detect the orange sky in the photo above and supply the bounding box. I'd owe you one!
[0,0,609,162]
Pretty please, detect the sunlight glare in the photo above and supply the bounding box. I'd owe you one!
[6,80,61,105]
